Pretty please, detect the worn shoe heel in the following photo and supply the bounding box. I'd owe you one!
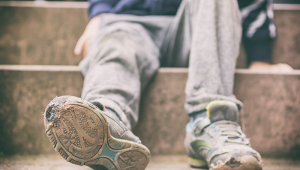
[44,96,150,170]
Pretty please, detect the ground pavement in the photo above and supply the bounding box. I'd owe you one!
[0,154,300,170]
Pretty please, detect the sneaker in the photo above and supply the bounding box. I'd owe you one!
[185,101,263,170]
[44,96,150,170]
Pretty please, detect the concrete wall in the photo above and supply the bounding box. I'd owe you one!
[0,5,88,65]
[0,3,300,68]
[0,66,83,155]
[1,66,299,158]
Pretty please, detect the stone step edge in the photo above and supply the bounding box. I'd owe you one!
[0,65,80,72]
[1,65,300,75]
[0,1,300,10]
[0,1,88,8]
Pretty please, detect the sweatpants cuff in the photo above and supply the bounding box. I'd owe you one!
[185,94,243,115]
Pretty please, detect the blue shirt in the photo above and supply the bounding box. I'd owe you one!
[88,0,182,19]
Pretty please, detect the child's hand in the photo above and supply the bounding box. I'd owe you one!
[249,61,293,72]
[74,15,101,58]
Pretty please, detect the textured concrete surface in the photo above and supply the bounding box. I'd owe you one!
[0,4,88,65]
[0,154,300,170]
[0,66,83,155]
[133,69,189,155]
[272,10,300,69]
[0,66,300,158]
[1,2,300,68]
[234,70,300,158]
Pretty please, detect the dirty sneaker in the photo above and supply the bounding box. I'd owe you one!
[43,96,150,170]
[185,101,263,170]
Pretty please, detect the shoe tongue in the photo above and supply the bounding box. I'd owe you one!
[213,121,249,145]
[208,102,239,123]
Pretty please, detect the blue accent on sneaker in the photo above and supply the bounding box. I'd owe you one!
[186,117,205,132]
[99,144,119,162]
[207,147,217,157]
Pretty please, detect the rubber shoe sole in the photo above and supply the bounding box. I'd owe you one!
[210,154,263,170]
[44,97,150,170]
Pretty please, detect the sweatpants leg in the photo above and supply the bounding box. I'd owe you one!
[163,0,243,115]
[80,22,160,130]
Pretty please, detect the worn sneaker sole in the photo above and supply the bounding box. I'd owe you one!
[210,154,263,170]
[189,155,262,170]
[44,96,150,170]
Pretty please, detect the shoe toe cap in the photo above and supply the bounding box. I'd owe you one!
[210,149,263,170]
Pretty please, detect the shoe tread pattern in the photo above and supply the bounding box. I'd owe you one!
[45,96,150,170]
[118,150,148,170]
[53,105,104,160]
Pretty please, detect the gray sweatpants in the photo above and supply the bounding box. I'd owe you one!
[79,0,243,130]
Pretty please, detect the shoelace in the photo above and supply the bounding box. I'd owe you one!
[211,120,249,145]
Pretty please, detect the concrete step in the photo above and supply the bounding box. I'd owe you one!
[274,0,300,4]
[0,2,88,66]
[0,65,300,158]
[1,154,300,170]
[1,2,300,68]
